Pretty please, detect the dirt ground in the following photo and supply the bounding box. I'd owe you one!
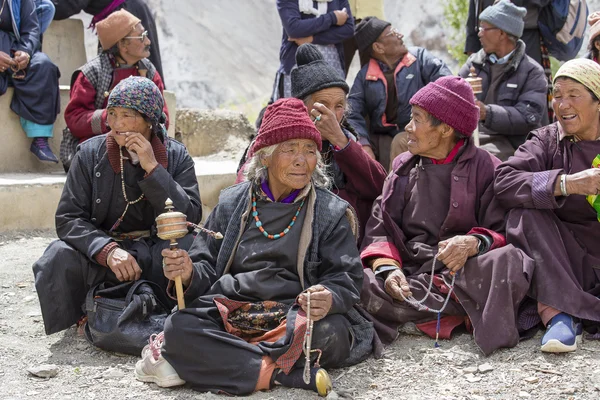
[1,233,599,400]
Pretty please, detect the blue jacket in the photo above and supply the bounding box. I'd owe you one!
[5,0,40,55]
[347,47,452,144]
[276,0,354,74]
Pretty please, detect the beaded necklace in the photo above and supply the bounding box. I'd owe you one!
[251,191,305,240]
[399,257,457,347]
[302,291,322,384]
[109,147,145,232]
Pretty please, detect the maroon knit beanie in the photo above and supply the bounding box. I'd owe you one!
[409,76,479,137]
[251,98,322,154]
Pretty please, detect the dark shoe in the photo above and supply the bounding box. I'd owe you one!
[30,137,58,163]
[274,367,332,397]
[541,313,582,353]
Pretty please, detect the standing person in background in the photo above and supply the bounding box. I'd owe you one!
[0,0,61,162]
[342,0,384,75]
[273,0,354,101]
[51,0,164,83]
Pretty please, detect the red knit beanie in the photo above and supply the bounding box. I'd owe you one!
[251,98,322,154]
[409,76,479,137]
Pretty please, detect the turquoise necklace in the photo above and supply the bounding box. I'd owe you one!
[252,191,305,240]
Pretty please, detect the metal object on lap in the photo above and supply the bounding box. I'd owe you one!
[465,66,482,147]
[156,198,187,310]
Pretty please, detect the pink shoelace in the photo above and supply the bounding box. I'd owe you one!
[148,331,165,361]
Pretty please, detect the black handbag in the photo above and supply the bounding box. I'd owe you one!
[83,280,171,355]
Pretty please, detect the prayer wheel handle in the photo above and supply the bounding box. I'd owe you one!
[156,198,188,310]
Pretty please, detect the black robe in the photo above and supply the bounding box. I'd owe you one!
[33,134,201,335]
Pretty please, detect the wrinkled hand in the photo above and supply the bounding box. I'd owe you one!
[565,168,600,196]
[288,36,313,45]
[107,248,142,282]
[334,8,349,26]
[297,285,332,322]
[124,132,158,173]
[384,269,412,301]
[310,102,347,149]
[0,51,15,71]
[362,145,376,160]
[476,100,487,121]
[437,235,479,274]
[13,51,30,70]
[161,248,193,288]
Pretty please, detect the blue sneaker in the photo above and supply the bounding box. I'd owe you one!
[30,137,58,163]
[541,313,583,353]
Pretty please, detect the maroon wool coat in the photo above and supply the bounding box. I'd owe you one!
[494,122,600,325]
[361,139,505,266]
[359,139,536,355]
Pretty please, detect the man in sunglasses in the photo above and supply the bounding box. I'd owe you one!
[63,9,168,170]
[458,0,547,161]
[346,16,452,170]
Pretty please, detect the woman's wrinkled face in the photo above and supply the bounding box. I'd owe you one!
[553,77,600,139]
[263,139,318,198]
[404,106,445,157]
[107,107,150,146]
[305,87,346,123]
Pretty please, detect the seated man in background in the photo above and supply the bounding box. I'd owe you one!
[347,16,452,170]
[459,0,547,160]
[65,9,168,143]
[52,0,164,81]
[63,9,168,169]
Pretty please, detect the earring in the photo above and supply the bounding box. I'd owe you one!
[148,124,152,129]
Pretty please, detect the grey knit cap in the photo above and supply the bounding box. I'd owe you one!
[291,44,349,100]
[354,16,391,53]
[479,0,527,38]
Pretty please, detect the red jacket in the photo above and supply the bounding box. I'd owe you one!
[65,66,169,142]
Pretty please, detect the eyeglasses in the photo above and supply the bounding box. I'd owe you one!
[478,26,500,33]
[386,27,402,37]
[123,30,149,42]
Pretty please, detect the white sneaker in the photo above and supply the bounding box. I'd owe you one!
[135,332,185,388]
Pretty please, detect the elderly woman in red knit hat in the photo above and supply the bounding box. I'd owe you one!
[135,98,372,396]
[360,76,535,356]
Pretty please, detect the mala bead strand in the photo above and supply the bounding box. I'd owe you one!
[252,192,305,240]
[397,257,458,348]
[109,146,145,233]
[303,291,314,385]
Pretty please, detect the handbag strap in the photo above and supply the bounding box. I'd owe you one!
[85,281,106,313]
[125,280,172,313]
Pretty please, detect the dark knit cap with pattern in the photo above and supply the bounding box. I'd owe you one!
[291,44,349,100]
[251,98,322,154]
[409,76,479,137]
[354,16,391,53]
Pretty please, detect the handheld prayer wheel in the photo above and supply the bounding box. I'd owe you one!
[156,198,188,310]
[465,66,482,147]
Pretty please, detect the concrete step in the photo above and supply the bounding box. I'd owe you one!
[0,87,176,174]
[0,157,237,232]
